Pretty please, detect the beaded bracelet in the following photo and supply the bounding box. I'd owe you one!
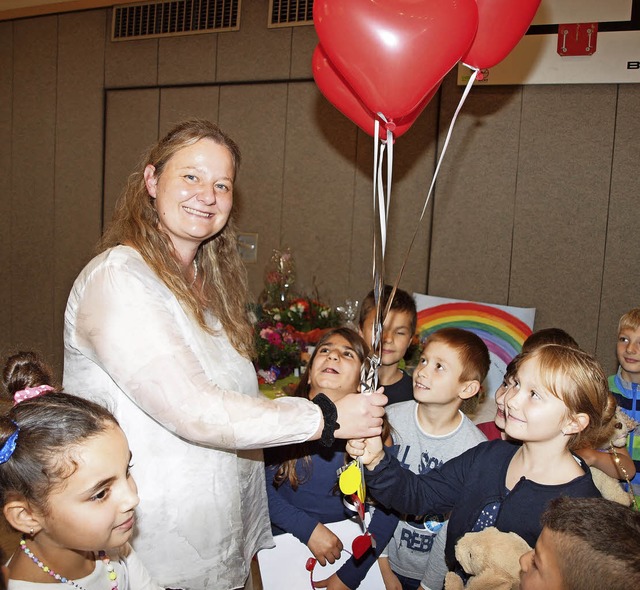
[610,444,639,511]
[312,393,340,447]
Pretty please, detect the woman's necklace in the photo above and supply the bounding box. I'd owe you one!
[190,258,198,287]
[20,536,118,589]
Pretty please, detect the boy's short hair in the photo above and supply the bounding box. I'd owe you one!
[541,497,640,589]
[425,327,490,384]
[618,307,640,333]
[521,327,579,354]
[358,284,417,334]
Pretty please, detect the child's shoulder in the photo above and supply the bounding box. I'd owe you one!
[386,399,416,421]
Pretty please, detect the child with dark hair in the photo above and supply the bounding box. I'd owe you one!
[519,496,640,589]
[0,352,161,589]
[262,328,397,589]
[359,285,417,406]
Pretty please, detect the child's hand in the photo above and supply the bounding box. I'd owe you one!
[378,556,402,590]
[313,572,350,590]
[307,523,343,566]
[345,436,384,469]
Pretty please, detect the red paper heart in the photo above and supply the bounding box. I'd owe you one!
[352,533,373,559]
[314,0,478,120]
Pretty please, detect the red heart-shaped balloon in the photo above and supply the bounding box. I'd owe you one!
[314,0,478,120]
[463,0,542,69]
[313,45,441,140]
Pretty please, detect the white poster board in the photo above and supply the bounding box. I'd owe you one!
[257,518,383,589]
[413,294,536,424]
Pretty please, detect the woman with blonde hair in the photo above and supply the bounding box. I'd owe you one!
[63,119,386,590]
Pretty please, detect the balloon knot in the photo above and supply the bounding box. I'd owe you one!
[385,121,396,132]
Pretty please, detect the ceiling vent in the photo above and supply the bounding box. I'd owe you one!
[268,0,313,28]
[112,0,241,41]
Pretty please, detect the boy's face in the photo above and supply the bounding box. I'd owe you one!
[617,325,640,383]
[412,340,470,406]
[519,528,564,590]
[360,309,414,367]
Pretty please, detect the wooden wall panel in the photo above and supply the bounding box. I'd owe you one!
[596,83,640,374]
[429,75,523,305]
[54,10,106,369]
[159,33,217,86]
[218,83,288,298]
[104,15,158,89]
[217,0,290,82]
[11,16,57,360]
[290,25,316,79]
[510,84,617,352]
[104,89,159,220]
[280,82,358,304]
[159,86,220,133]
[0,22,12,355]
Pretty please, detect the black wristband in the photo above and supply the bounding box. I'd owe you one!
[312,393,340,447]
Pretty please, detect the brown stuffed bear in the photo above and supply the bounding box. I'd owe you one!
[443,527,531,590]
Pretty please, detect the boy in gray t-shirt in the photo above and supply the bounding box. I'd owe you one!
[379,328,489,590]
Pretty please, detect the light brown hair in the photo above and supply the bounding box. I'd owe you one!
[527,344,616,451]
[100,118,254,358]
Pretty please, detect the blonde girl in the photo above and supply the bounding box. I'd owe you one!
[347,344,616,576]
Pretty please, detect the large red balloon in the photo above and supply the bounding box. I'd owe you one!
[312,45,440,140]
[463,0,542,69]
[314,0,478,121]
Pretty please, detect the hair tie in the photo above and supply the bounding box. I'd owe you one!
[0,424,19,464]
[13,385,54,405]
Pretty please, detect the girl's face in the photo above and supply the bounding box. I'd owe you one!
[308,335,362,402]
[503,356,572,444]
[494,375,514,430]
[35,424,139,552]
[144,138,235,261]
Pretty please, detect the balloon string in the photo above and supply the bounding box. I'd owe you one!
[390,68,479,291]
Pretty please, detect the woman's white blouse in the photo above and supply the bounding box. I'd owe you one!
[63,246,321,589]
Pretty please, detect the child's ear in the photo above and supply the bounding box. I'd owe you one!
[459,380,480,400]
[562,413,590,435]
[3,499,44,535]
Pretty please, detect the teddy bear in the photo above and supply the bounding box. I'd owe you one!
[590,406,639,506]
[443,527,531,590]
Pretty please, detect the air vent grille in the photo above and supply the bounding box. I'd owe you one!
[268,0,313,28]
[112,0,240,41]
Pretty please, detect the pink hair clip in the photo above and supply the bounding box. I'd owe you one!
[13,385,55,405]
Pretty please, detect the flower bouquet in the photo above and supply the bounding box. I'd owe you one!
[262,297,339,345]
[254,321,305,385]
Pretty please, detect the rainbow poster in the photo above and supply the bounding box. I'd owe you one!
[413,294,536,424]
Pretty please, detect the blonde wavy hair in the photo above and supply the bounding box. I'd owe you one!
[528,344,617,451]
[99,119,254,358]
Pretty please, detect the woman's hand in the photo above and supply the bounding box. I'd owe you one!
[345,437,385,470]
[333,387,387,440]
[307,523,343,566]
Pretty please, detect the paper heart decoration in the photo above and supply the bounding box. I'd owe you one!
[352,533,374,559]
[314,0,478,120]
